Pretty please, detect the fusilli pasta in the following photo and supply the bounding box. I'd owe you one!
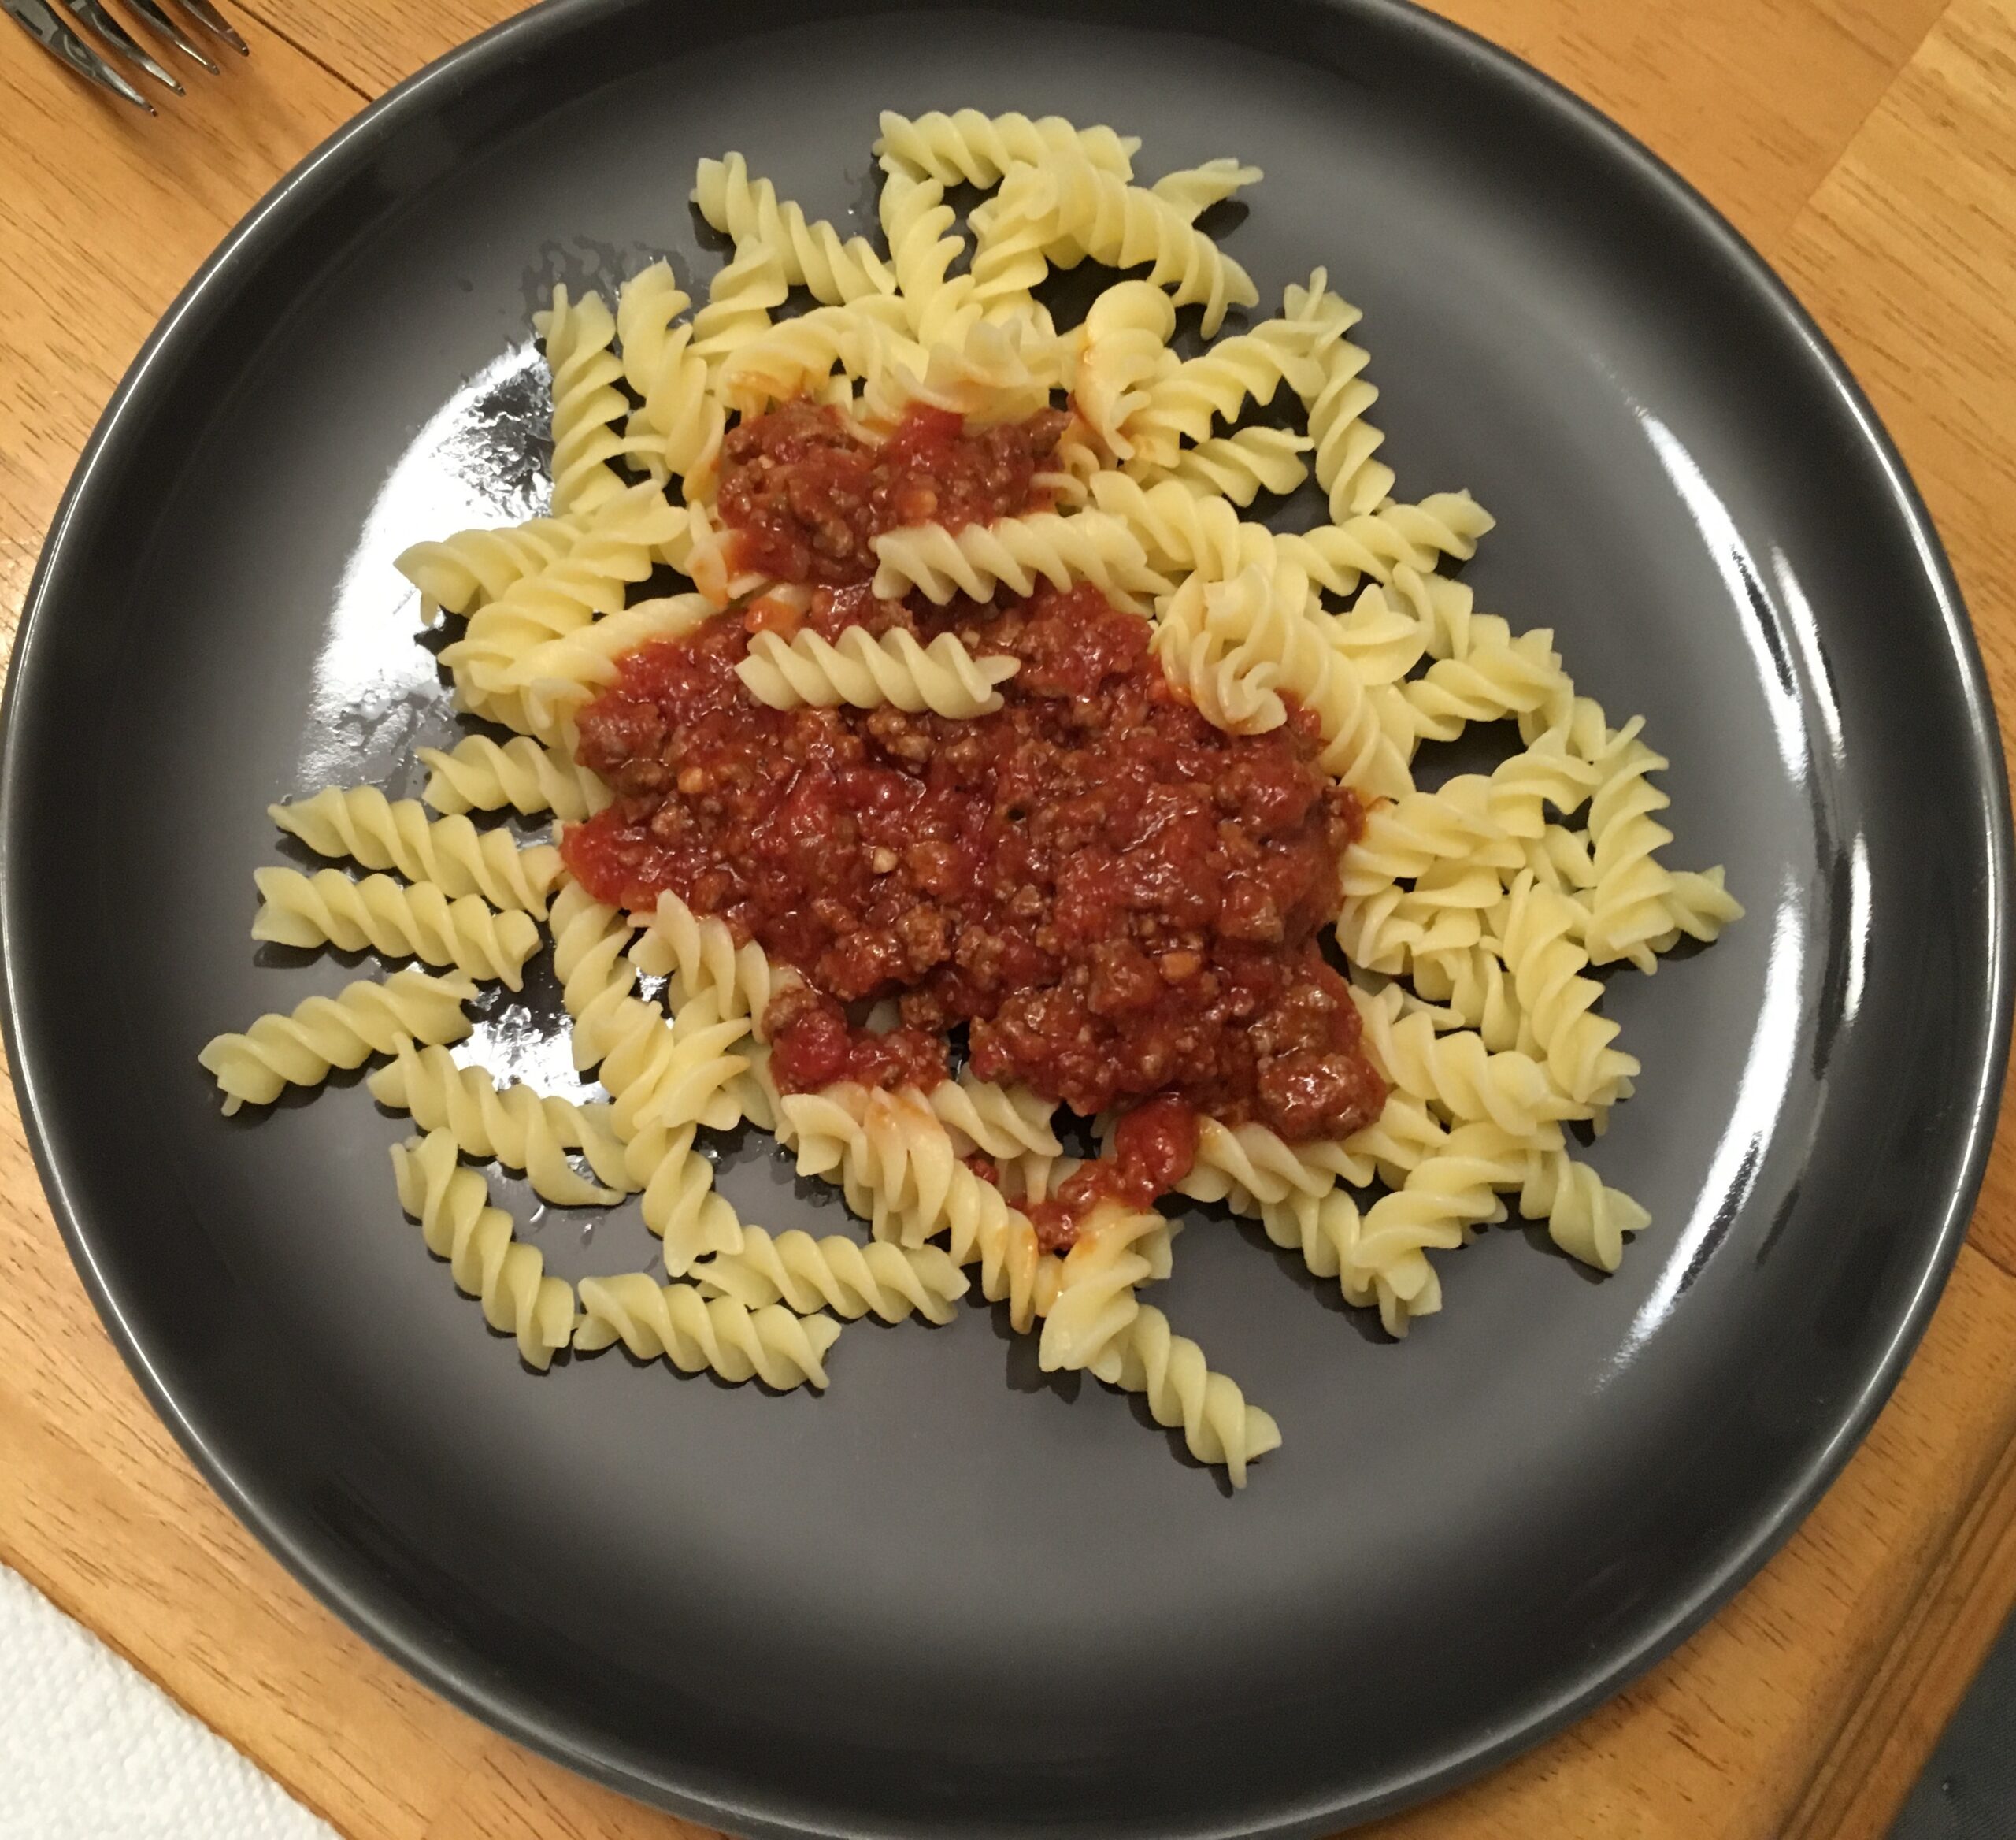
[199,969,473,1113]
[269,788,561,916]
[391,1130,576,1368]
[737,625,1020,718]
[250,867,540,991]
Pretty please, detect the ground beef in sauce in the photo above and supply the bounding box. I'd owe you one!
[563,577,1386,1147]
[717,399,1070,588]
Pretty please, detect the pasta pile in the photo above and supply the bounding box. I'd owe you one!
[201,108,1740,1486]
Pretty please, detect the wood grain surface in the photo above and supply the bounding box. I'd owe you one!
[2,3,2014,1838]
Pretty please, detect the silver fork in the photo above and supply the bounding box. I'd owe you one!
[6,0,246,113]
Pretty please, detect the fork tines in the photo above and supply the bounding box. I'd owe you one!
[6,0,247,113]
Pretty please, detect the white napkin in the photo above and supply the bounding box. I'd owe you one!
[0,1563,336,1840]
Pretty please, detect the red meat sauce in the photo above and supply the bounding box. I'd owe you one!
[717,398,1071,588]
[561,397,1388,1240]
[1025,1098,1203,1256]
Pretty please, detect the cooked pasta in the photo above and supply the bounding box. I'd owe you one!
[202,104,1737,1488]
[1086,1306,1280,1488]
[416,733,610,822]
[873,108,1138,186]
[496,592,717,731]
[269,788,561,916]
[694,153,896,306]
[534,284,629,518]
[617,258,724,495]
[200,969,473,1113]
[623,1120,745,1277]
[575,1274,840,1390]
[737,625,1020,717]
[1175,1117,1369,1212]
[628,888,798,1032]
[1012,150,1258,334]
[694,1227,969,1324]
[690,245,789,376]
[250,867,540,991]
[925,1072,1061,1163]
[1039,1203,1166,1374]
[367,1040,630,1208]
[870,510,1170,608]
[391,1130,576,1367]
[395,514,576,621]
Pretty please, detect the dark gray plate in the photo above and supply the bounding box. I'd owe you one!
[2,2,2007,1835]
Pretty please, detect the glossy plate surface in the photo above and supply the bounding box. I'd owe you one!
[2,2,2007,1834]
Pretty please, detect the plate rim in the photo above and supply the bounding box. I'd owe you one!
[2,0,2010,1833]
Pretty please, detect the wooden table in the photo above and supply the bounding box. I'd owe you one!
[3,2,2015,1835]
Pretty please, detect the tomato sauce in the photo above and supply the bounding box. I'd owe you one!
[717,399,1070,588]
[564,578,1384,1145]
[1026,1098,1203,1252]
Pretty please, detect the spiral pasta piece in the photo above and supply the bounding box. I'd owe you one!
[1018,150,1257,335]
[1073,281,1178,461]
[1408,943,1523,1053]
[367,1040,628,1207]
[1516,1148,1650,1273]
[1348,1122,1547,1334]
[617,259,723,496]
[1483,733,1603,840]
[395,515,576,621]
[416,734,609,822]
[1146,427,1312,506]
[617,990,754,1139]
[1149,157,1262,222]
[832,1087,959,1246]
[836,1090,1061,1331]
[621,1120,744,1277]
[873,108,1138,185]
[391,1131,576,1367]
[617,258,690,399]
[1291,271,1392,518]
[575,1274,839,1390]
[694,153,896,306]
[1156,566,1412,799]
[549,880,647,1074]
[737,626,1021,718]
[1341,785,1523,898]
[879,169,977,347]
[1581,720,1678,970]
[695,1228,969,1325]
[1039,1203,1166,1374]
[498,593,718,733]
[442,485,684,717]
[1175,1116,1370,1211]
[198,969,474,1114]
[629,888,798,1031]
[773,1082,872,1183]
[717,301,908,414]
[1086,1305,1279,1486]
[269,788,561,916]
[961,165,1061,324]
[1655,866,1744,949]
[1343,1090,1450,1190]
[857,317,1068,429]
[534,284,628,517]
[1403,628,1566,743]
[690,245,789,377]
[1498,872,1639,1105]
[1125,332,1322,469]
[1255,1187,1426,1337]
[1351,982,1584,1137]
[871,510,1169,609]
[251,867,539,991]
[925,1072,1061,1162]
